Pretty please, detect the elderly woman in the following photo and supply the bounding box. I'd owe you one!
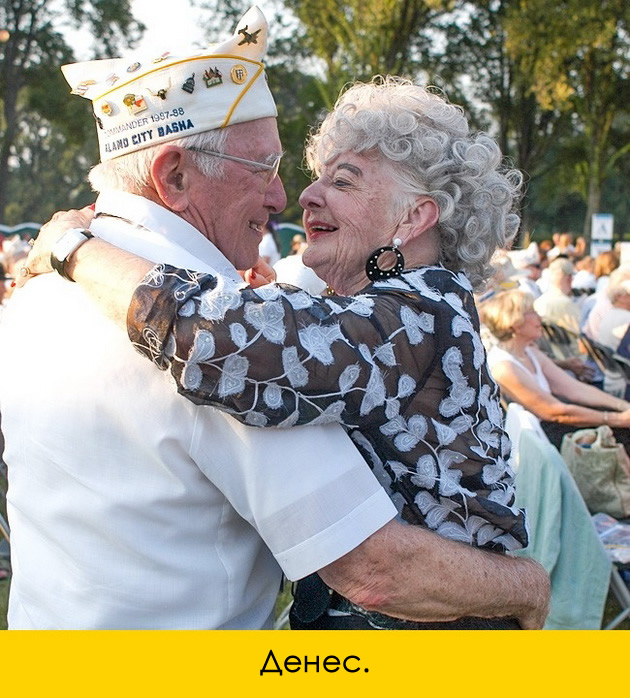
[24,78,530,629]
[480,288,630,451]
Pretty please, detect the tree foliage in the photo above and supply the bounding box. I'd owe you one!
[504,0,630,240]
[0,0,144,223]
[1,0,628,244]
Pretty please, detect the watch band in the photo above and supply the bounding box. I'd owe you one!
[50,228,94,282]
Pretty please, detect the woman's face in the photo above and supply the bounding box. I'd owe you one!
[512,308,542,343]
[299,151,404,295]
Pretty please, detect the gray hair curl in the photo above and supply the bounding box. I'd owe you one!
[88,129,229,193]
[305,76,522,290]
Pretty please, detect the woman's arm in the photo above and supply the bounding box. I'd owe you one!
[21,211,439,429]
[491,352,630,428]
[535,347,630,412]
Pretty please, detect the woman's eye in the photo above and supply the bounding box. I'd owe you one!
[333,178,351,188]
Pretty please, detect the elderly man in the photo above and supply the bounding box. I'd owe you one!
[534,257,582,336]
[0,8,548,629]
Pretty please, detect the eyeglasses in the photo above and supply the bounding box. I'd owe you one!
[187,147,283,184]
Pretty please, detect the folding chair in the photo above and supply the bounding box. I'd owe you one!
[541,322,577,361]
[580,334,629,397]
[513,429,628,629]
[592,513,630,629]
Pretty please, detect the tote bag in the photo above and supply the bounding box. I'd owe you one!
[560,425,630,519]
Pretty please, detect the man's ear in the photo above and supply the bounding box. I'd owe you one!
[149,147,191,211]
[398,196,440,245]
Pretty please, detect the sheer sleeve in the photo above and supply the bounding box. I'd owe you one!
[128,264,439,429]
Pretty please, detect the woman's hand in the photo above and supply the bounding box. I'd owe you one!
[240,256,276,289]
[16,207,95,288]
[614,409,630,427]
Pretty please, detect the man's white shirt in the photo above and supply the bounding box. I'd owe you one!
[0,190,395,629]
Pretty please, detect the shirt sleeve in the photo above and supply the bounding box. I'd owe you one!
[128,264,438,429]
[190,415,397,580]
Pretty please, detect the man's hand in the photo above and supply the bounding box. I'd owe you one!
[241,256,276,288]
[16,207,95,288]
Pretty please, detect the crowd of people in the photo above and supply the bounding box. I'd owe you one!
[3,4,627,632]
[478,235,630,452]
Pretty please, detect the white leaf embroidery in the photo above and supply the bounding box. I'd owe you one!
[380,415,406,436]
[263,383,283,409]
[181,362,202,391]
[198,288,242,320]
[412,454,437,488]
[179,299,195,317]
[393,431,419,452]
[408,415,428,440]
[373,342,396,367]
[389,461,410,480]
[218,354,248,397]
[187,330,215,363]
[245,411,268,427]
[281,346,308,388]
[286,291,314,310]
[359,366,386,416]
[385,398,401,420]
[244,301,286,343]
[310,400,346,425]
[229,322,248,349]
[432,419,457,446]
[339,364,361,395]
[450,415,473,434]
[298,324,346,364]
[397,374,416,398]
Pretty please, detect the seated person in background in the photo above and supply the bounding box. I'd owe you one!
[594,249,619,295]
[583,263,630,341]
[571,256,596,297]
[594,270,630,352]
[258,222,281,266]
[546,232,576,262]
[510,243,542,299]
[533,257,581,336]
[273,236,327,295]
[480,289,630,452]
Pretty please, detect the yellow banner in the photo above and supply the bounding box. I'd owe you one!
[1,630,628,696]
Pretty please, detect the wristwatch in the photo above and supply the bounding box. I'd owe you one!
[50,228,94,282]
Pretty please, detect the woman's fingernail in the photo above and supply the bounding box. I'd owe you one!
[250,270,257,280]
[10,281,16,288]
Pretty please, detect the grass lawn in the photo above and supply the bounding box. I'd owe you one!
[0,576,8,630]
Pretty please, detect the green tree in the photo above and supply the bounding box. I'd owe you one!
[0,0,145,223]
[505,0,630,242]
[282,0,451,107]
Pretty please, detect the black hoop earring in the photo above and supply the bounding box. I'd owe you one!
[365,237,405,282]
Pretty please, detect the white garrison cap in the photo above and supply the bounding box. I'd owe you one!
[510,242,541,269]
[61,6,277,161]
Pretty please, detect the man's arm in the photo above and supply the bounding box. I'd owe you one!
[320,519,550,630]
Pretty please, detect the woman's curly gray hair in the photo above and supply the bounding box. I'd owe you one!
[305,76,523,290]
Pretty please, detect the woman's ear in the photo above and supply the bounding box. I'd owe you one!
[148,147,191,211]
[395,196,440,247]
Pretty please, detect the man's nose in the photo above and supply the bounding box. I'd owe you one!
[267,175,287,213]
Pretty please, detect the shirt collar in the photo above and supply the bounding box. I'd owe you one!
[93,190,244,283]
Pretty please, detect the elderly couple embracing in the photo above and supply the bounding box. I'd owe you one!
[1,6,549,630]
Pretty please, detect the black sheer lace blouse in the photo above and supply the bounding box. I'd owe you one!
[129,264,527,552]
